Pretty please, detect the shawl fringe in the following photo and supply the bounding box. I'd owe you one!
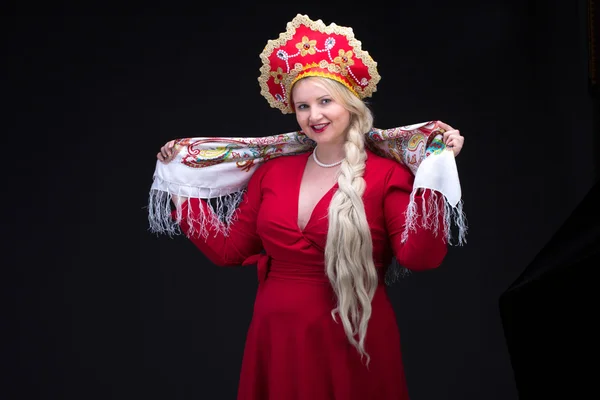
[385,188,467,285]
[148,177,244,240]
[148,180,467,286]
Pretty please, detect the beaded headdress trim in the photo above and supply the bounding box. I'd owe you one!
[258,14,381,114]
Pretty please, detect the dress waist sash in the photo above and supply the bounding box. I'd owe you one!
[243,253,386,285]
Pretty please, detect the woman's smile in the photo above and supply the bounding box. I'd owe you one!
[310,123,330,133]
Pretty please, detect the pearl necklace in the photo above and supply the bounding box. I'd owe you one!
[312,146,343,168]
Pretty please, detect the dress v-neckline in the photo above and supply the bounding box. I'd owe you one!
[296,152,339,233]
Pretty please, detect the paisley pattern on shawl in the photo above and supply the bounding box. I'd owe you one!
[147,120,467,282]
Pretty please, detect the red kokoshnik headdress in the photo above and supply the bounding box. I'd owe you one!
[258,14,381,114]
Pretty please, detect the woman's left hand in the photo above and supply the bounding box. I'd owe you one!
[438,121,464,157]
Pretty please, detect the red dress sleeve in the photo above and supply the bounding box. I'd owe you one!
[171,163,268,267]
[383,164,448,271]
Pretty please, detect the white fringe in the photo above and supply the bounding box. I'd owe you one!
[148,180,468,287]
[385,188,468,285]
[147,177,245,240]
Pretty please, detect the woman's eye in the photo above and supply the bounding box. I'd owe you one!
[321,98,331,104]
[297,104,307,110]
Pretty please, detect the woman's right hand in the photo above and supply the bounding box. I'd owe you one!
[156,139,187,205]
[157,140,176,163]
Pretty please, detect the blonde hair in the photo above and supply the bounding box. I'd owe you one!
[294,77,377,366]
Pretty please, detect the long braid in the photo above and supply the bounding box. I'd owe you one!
[325,99,378,366]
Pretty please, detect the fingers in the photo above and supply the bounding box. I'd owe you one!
[160,146,169,160]
[437,121,465,157]
[437,121,454,132]
[443,129,461,146]
[446,135,464,148]
[157,140,177,163]
[448,136,465,157]
[165,140,175,157]
[438,122,462,147]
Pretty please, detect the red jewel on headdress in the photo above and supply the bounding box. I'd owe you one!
[258,14,381,114]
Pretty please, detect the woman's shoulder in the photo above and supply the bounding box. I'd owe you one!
[261,151,308,169]
[252,151,308,177]
[364,148,414,186]
[365,148,411,173]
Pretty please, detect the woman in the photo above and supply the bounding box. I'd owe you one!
[155,14,464,400]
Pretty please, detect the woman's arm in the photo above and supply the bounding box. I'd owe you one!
[170,162,269,267]
[383,165,448,271]
[157,139,265,267]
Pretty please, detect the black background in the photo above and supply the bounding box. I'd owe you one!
[4,1,598,399]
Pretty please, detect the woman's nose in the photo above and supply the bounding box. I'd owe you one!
[309,107,323,122]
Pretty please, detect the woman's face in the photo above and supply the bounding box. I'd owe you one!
[292,78,351,146]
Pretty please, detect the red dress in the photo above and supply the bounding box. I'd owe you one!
[174,149,448,400]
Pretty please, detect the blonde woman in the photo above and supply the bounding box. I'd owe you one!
[156,14,464,400]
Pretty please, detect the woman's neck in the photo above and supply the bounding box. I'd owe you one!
[314,143,345,165]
